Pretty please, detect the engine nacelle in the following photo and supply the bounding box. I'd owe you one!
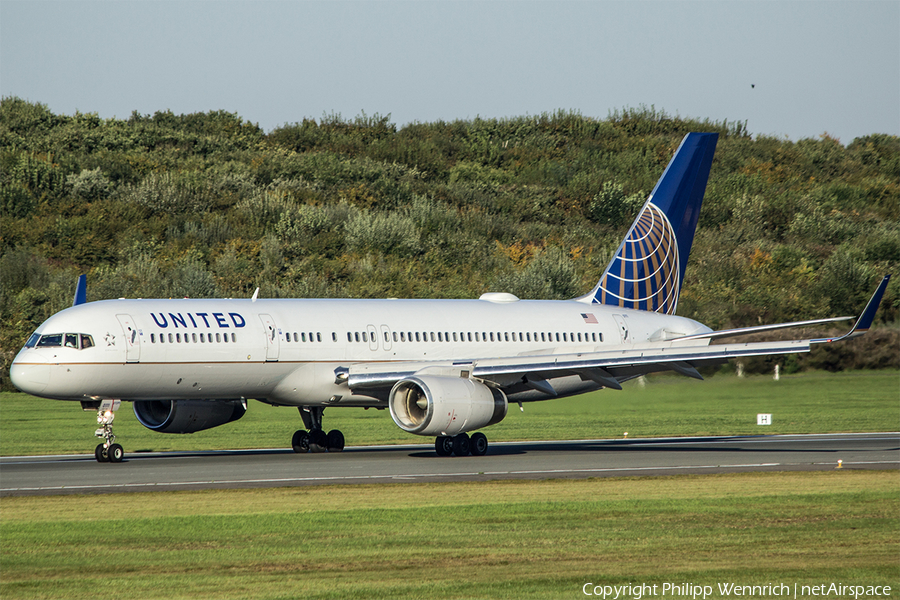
[389,375,507,437]
[133,399,246,434]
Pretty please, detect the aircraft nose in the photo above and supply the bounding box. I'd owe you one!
[10,354,51,396]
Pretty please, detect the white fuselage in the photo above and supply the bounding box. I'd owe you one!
[10,296,711,407]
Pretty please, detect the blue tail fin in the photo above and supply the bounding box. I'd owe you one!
[73,274,87,306]
[579,132,718,313]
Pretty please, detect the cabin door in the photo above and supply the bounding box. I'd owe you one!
[259,314,280,361]
[116,314,141,363]
[380,325,393,351]
[613,314,629,343]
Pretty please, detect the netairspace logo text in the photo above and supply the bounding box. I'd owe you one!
[582,582,893,599]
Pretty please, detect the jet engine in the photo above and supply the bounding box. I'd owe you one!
[133,399,247,434]
[389,375,507,437]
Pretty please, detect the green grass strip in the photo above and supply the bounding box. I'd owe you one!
[1,471,898,600]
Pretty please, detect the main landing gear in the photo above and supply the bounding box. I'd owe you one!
[435,432,489,457]
[93,399,124,463]
[292,406,345,454]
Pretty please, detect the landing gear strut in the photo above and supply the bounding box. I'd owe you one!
[292,406,345,454]
[435,432,489,457]
[93,399,124,463]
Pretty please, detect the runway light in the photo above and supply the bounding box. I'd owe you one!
[837,460,843,469]
[623,432,628,438]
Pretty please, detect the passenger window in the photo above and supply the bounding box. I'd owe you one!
[192,333,198,343]
[347,332,352,342]
[400,332,406,342]
[231,333,237,342]
[216,333,221,343]
[332,333,337,342]
[453,332,458,342]
[430,332,435,342]
[176,333,182,343]
[505,332,509,342]
[150,334,156,344]
[415,332,420,342]
[438,332,443,342]
[393,332,398,342]
[302,333,307,342]
[362,332,368,343]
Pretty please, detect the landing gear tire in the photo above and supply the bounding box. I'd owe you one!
[95,444,109,463]
[93,399,121,464]
[108,443,124,463]
[435,436,453,457]
[452,433,471,457]
[292,430,310,453]
[470,432,488,456]
[308,429,328,453]
[326,429,345,452]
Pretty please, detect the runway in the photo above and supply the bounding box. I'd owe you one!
[1,433,897,496]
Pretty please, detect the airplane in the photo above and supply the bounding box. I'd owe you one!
[9,132,890,463]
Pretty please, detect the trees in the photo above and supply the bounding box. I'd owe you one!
[2,97,897,390]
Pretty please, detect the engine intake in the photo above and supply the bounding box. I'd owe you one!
[389,375,507,436]
[133,399,247,434]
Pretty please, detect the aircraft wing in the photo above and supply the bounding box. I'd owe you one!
[344,338,808,396]
[343,276,890,397]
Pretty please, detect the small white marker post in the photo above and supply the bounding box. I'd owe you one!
[757,414,772,426]
[837,460,843,469]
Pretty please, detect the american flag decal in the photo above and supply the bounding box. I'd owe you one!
[581,313,598,324]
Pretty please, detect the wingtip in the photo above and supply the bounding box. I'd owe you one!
[815,275,891,343]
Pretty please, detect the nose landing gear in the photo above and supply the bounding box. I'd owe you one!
[93,399,124,463]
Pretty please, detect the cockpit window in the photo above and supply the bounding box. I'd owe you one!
[36,334,63,347]
[31,333,95,350]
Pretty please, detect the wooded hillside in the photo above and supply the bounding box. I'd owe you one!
[2,98,897,385]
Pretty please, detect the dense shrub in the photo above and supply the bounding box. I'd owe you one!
[1,96,897,391]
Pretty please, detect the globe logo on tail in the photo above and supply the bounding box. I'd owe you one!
[593,202,680,314]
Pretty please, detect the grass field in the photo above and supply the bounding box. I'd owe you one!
[1,370,897,456]
[2,372,898,599]
[1,471,897,600]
